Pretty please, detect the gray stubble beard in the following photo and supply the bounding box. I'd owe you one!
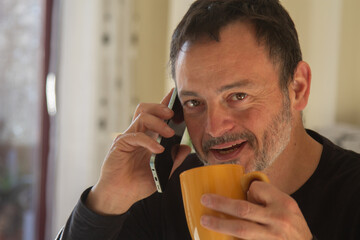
[252,96,292,171]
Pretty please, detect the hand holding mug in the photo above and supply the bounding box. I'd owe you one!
[180,164,269,240]
[182,165,313,240]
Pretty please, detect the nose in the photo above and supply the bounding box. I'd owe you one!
[205,104,235,137]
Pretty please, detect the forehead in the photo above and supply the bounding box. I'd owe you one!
[174,21,277,90]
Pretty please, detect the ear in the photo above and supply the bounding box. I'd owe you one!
[290,61,311,111]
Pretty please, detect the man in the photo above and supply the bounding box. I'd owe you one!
[58,0,360,239]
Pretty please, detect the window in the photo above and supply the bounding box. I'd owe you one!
[0,0,48,239]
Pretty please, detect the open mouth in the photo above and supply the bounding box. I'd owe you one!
[209,141,247,161]
[215,143,244,154]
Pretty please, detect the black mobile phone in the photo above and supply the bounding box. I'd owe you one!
[150,89,186,193]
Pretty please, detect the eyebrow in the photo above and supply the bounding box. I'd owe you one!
[179,90,199,98]
[216,79,253,93]
[179,79,253,98]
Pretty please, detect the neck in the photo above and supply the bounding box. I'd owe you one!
[263,124,323,195]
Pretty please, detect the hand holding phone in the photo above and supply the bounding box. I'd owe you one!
[150,88,186,193]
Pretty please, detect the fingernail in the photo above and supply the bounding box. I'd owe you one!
[200,216,210,227]
[157,144,165,152]
[201,194,211,206]
[163,107,172,113]
[166,127,175,136]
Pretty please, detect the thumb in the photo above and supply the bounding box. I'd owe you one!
[170,144,191,177]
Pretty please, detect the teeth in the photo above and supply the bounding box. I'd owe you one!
[217,144,241,154]
[214,144,239,150]
[219,148,237,154]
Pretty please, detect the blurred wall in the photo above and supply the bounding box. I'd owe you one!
[133,0,169,103]
[276,0,360,129]
[165,0,195,91]
[281,0,343,129]
[336,0,360,126]
[53,0,101,237]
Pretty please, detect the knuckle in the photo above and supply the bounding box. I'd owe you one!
[134,103,149,119]
[114,133,123,141]
[233,224,247,237]
[283,197,299,211]
[135,103,145,113]
[130,132,138,138]
[112,133,128,147]
[120,133,137,142]
[135,112,149,126]
[277,214,290,227]
[271,212,292,233]
[235,201,251,218]
[247,180,261,194]
[270,230,286,240]
[137,111,146,120]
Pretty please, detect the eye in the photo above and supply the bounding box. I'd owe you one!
[184,99,201,108]
[230,92,247,101]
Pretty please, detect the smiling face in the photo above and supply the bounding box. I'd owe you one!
[175,21,294,172]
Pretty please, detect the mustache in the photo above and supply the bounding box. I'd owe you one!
[202,131,257,153]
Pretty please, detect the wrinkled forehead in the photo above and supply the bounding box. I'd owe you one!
[174,22,270,75]
[172,20,276,81]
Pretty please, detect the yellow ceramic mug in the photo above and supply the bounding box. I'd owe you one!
[180,164,269,240]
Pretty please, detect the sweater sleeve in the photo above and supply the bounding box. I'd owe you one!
[58,187,129,240]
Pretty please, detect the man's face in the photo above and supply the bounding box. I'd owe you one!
[175,22,293,172]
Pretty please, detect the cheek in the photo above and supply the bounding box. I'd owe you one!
[234,107,262,129]
[233,106,274,138]
[184,115,203,146]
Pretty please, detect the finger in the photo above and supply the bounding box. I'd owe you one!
[129,112,175,138]
[247,181,296,210]
[201,194,268,225]
[170,144,191,176]
[246,181,304,228]
[160,88,175,106]
[200,215,271,240]
[133,102,173,122]
[247,181,274,205]
[113,132,164,154]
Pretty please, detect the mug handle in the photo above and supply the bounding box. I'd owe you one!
[240,171,270,198]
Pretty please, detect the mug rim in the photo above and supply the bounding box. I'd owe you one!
[179,164,245,178]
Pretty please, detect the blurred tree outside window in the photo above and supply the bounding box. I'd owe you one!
[0,0,45,240]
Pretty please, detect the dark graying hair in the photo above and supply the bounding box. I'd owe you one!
[170,0,302,91]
